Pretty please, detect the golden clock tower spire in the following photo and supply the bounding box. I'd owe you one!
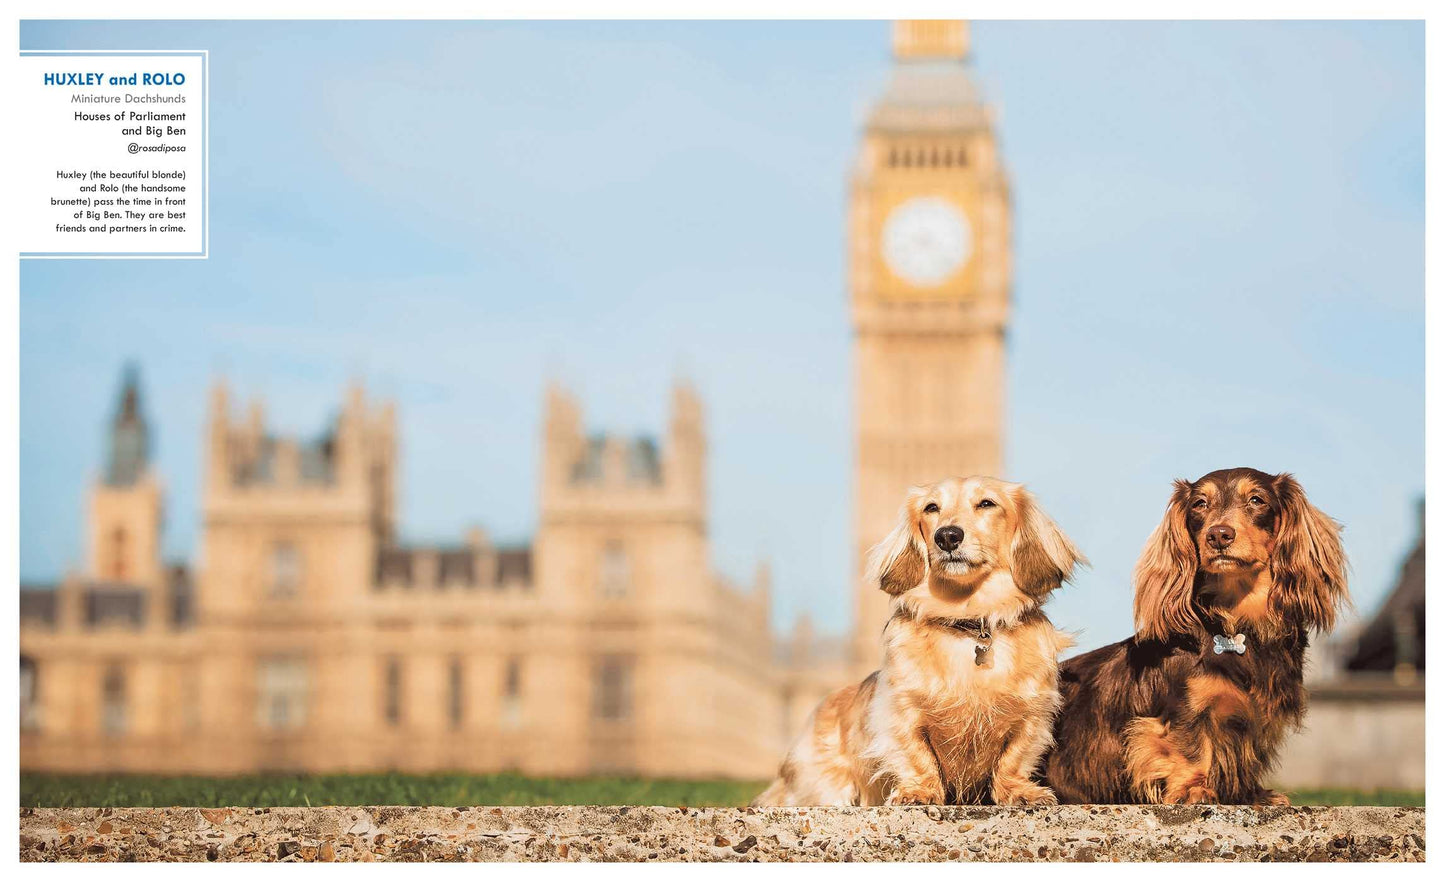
[849,20,1011,674]
[893,20,970,60]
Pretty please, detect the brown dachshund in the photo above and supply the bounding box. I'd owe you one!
[1043,468,1348,804]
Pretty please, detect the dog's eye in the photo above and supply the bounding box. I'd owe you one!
[1191,498,1208,510]
[1249,495,1266,506]
[923,502,939,514]
[977,499,996,509]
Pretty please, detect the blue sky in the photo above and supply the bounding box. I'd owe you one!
[19,20,1423,650]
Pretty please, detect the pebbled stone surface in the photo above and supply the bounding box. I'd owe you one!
[19,804,1425,862]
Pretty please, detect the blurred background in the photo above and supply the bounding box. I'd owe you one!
[19,19,1422,803]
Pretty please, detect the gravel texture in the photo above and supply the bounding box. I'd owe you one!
[19,804,1425,862]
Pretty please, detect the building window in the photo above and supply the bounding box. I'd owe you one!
[592,655,633,722]
[20,656,39,732]
[101,664,127,736]
[448,658,464,730]
[110,527,127,581]
[270,542,301,598]
[383,657,403,727]
[597,541,630,599]
[501,656,522,729]
[256,657,308,731]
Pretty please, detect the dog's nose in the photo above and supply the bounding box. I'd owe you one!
[1206,525,1236,551]
[934,526,965,552]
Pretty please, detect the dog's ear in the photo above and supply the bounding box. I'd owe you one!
[1133,479,1200,642]
[867,499,928,595]
[1008,485,1087,597]
[1269,473,1349,632]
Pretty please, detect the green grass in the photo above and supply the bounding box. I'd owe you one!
[19,774,1423,808]
[1284,788,1424,807]
[20,773,769,808]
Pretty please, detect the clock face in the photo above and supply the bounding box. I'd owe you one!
[881,197,972,288]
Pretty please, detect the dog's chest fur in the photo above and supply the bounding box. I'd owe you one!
[1182,626,1309,791]
[888,616,1062,801]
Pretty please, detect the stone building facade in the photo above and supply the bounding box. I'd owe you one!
[21,372,787,778]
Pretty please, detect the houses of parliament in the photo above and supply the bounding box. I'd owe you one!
[19,21,1013,778]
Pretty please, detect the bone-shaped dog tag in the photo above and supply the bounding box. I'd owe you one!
[1212,634,1247,655]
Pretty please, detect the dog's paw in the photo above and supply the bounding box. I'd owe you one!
[994,782,1058,807]
[1160,772,1218,805]
[1180,784,1219,804]
[885,785,944,806]
[1255,789,1291,806]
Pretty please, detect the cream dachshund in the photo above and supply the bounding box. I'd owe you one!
[754,476,1085,806]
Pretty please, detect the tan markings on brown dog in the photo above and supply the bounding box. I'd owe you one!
[1186,673,1250,722]
[753,476,1085,806]
[1123,717,1217,804]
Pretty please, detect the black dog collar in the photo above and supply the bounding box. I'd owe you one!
[889,607,1020,666]
[938,616,992,640]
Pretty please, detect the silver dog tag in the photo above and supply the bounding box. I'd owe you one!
[1212,633,1247,655]
[974,621,993,666]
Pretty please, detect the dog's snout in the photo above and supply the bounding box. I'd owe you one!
[934,525,965,552]
[1206,524,1236,551]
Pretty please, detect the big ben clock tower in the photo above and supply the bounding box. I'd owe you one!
[850,20,1011,674]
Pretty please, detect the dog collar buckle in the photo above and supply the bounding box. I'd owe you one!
[1213,633,1247,656]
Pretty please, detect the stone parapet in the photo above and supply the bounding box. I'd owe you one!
[19,804,1424,862]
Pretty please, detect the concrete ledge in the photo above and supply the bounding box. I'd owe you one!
[20,805,1425,862]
